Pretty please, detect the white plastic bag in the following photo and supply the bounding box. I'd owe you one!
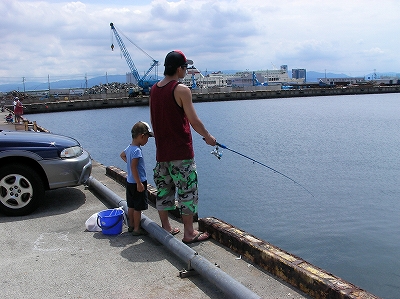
[85,212,102,232]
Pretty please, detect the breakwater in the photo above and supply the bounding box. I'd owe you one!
[7,84,400,114]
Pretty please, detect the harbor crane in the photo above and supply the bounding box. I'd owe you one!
[252,72,268,86]
[110,22,159,94]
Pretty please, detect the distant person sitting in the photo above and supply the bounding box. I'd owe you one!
[5,113,13,123]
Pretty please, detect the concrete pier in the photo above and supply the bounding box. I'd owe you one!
[106,165,381,299]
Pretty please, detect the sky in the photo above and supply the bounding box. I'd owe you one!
[1,0,399,84]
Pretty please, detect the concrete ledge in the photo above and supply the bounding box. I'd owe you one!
[198,217,380,299]
[106,165,380,299]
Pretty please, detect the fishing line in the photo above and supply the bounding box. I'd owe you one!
[209,140,314,197]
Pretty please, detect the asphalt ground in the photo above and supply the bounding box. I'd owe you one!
[0,111,309,298]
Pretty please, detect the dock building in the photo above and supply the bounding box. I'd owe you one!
[182,64,305,90]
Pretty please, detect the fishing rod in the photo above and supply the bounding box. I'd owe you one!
[208,140,314,197]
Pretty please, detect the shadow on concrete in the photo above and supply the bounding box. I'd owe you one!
[0,187,86,222]
[92,226,227,297]
[120,235,227,298]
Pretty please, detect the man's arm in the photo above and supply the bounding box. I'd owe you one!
[175,84,216,146]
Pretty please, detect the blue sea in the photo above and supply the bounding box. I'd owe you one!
[29,93,400,298]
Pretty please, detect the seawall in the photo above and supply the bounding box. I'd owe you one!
[106,165,381,299]
[6,85,400,115]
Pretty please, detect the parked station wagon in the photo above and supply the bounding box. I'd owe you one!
[0,130,92,216]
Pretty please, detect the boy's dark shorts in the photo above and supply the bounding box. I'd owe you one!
[126,181,148,211]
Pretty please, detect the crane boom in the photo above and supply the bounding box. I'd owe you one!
[110,22,159,93]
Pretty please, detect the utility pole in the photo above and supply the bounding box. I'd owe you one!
[22,77,25,92]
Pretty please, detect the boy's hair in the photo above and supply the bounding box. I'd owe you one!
[131,121,154,138]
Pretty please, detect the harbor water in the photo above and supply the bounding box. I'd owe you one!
[30,93,400,298]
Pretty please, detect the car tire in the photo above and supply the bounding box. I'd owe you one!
[0,164,45,216]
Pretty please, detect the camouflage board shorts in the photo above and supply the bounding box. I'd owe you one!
[153,159,198,216]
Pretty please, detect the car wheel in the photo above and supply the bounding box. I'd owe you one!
[0,164,45,216]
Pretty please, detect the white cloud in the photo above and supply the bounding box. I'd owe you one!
[363,48,385,56]
[0,0,399,84]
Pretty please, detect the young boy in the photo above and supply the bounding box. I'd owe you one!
[120,121,153,236]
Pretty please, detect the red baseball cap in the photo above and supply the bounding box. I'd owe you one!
[164,50,193,68]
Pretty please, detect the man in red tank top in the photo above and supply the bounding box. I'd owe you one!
[150,50,216,244]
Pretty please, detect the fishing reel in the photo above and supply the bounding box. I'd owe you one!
[211,145,223,160]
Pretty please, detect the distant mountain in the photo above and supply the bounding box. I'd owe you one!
[0,74,127,93]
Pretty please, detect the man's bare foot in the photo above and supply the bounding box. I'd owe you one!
[182,231,210,244]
